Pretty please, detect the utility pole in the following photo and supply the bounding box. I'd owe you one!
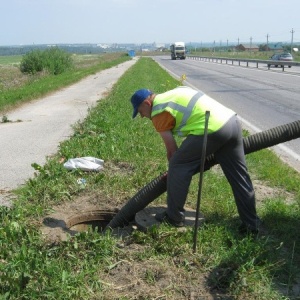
[266,34,270,51]
[250,36,252,54]
[290,28,295,53]
[227,39,228,52]
[237,37,239,52]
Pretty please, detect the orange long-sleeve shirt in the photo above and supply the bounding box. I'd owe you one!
[151,111,175,132]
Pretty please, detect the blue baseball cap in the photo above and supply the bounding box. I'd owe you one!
[131,89,152,118]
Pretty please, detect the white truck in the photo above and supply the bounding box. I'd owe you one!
[170,42,186,60]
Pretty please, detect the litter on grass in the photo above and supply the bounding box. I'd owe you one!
[63,157,104,172]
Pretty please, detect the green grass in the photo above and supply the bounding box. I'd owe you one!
[0,55,23,65]
[0,57,300,299]
[188,50,300,62]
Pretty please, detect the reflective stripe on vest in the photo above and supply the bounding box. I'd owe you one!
[152,91,203,135]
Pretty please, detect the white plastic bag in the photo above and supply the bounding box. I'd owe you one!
[63,157,104,172]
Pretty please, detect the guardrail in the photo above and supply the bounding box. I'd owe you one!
[187,55,300,71]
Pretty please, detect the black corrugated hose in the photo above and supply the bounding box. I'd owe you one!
[106,120,300,230]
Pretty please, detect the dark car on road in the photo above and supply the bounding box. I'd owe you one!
[268,52,293,68]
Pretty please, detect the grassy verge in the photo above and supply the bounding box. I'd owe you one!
[0,53,131,112]
[1,57,300,299]
[187,50,300,62]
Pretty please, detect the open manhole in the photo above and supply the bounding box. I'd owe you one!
[66,210,117,233]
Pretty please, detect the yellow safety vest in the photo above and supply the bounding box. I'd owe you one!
[151,86,235,136]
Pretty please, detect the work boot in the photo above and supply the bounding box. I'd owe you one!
[239,221,268,236]
[155,211,185,227]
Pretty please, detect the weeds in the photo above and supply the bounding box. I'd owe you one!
[1,115,10,123]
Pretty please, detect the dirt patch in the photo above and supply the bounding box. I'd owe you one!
[100,247,228,300]
[253,179,295,205]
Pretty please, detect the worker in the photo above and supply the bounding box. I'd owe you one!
[130,86,261,234]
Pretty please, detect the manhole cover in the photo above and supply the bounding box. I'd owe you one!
[135,206,205,232]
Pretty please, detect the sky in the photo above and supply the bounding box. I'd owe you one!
[1,0,299,46]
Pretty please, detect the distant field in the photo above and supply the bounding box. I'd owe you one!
[0,55,22,65]
[0,54,105,66]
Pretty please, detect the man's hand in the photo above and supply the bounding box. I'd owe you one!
[159,130,178,161]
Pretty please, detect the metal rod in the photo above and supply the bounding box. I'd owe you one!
[193,110,210,253]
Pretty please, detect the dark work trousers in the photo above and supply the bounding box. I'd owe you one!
[166,114,261,230]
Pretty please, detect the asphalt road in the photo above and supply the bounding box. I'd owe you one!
[0,58,137,206]
[153,55,300,173]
